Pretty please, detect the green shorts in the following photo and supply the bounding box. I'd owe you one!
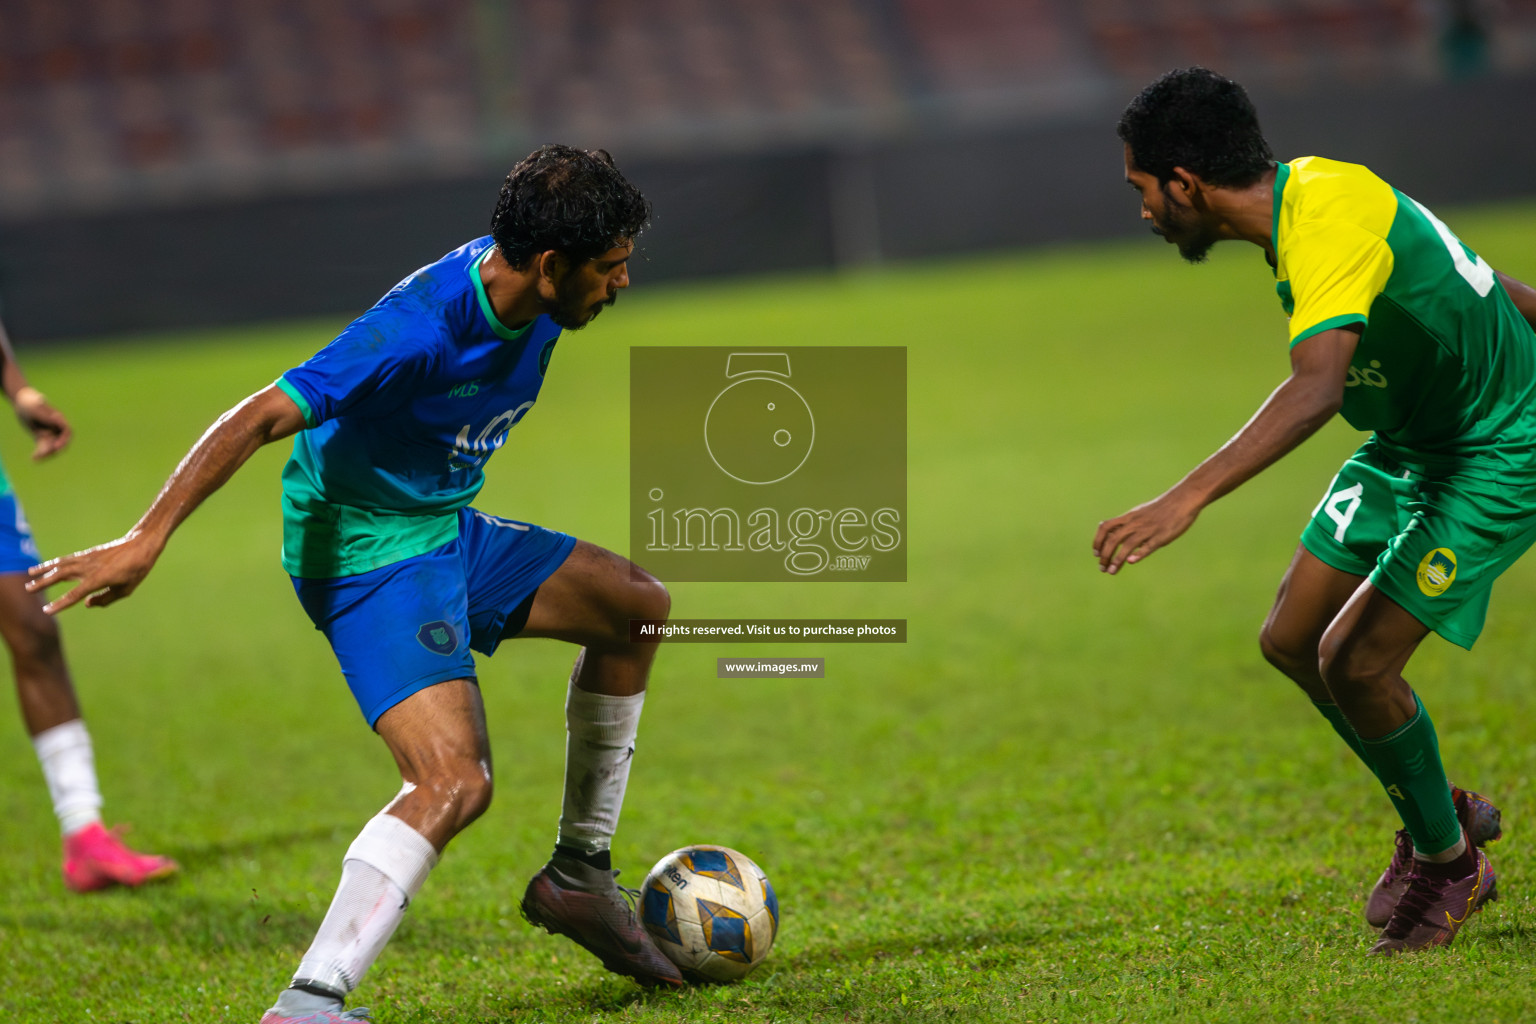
[1301,439,1536,649]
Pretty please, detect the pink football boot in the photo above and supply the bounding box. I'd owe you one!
[62,822,178,892]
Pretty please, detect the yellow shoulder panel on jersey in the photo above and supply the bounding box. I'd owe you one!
[1275,157,1399,346]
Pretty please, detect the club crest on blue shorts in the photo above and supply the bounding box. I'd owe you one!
[416,620,460,655]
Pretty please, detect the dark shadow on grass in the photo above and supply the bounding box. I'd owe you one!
[783,917,1119,974]
[467,919,1129,1020]
[3,892,329,953]
[163,822,357,864]
[1,825,380,955]
[1466,920,1536,949]
[4,863,1132,1020]
[448,922,1114,1022]
[454,975,682,1021]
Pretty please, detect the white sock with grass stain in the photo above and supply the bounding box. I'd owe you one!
[556,680,645,854]
[270,812,438,1015]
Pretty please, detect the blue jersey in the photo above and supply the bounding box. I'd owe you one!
[276,237,562,578]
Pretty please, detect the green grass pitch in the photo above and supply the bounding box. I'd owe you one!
[3,201,1536,1023]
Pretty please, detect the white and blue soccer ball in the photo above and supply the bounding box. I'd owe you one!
[640,844,779,982]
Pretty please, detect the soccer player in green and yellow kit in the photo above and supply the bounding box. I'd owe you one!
[1095,67,1536,953]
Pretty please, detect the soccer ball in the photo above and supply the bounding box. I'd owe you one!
[639,844,779,982]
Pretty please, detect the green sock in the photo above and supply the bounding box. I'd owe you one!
[1311,700,1377,777]
[1359,693,1461,857]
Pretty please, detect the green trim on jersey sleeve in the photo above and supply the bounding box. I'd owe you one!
[275,376,317,428]
[470,246,526,341]
[1291,313,1368,348]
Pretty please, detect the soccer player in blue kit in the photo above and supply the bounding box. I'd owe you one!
[29,145,684,1021]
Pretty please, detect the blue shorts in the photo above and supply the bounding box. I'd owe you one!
[292,507,577,727]
[0,491,41,574]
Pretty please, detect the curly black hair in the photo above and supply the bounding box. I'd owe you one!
[1117,68,1273,187]
[490,145,651,268]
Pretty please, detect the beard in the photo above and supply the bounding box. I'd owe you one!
[1153,184,1218,264]
[540,274,611,330]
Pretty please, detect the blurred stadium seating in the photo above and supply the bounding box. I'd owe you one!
[3,0,1534,219]
[1,1,1534,336]
[0,0,482,216]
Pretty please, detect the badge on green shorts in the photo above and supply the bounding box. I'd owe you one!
[1416,548,1458,597]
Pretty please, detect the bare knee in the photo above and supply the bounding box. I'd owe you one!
[413,762,494,836]
[1258,618,1325,695]
[577,568,667,694]
[5,607,63,675]
[629,570,670,626]
[1318,634,1392,703]
[595,564,668,648]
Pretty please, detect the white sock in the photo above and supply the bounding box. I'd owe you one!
[33,720,103,837]
[556,682,645,854]
[286,811,438,1000]
[1414,831,1469,865]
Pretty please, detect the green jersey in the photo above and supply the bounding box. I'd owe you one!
[1272,157,1536,477]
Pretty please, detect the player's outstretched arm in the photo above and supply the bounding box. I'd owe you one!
[26,384,306,614]
[0,316,71,460]
[1497,271,1536,330]
[1093,326,1360,575]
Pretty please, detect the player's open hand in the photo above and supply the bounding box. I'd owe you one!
[13,387,71,460]
[26,533,162,614]
[1094,492,1201,575]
